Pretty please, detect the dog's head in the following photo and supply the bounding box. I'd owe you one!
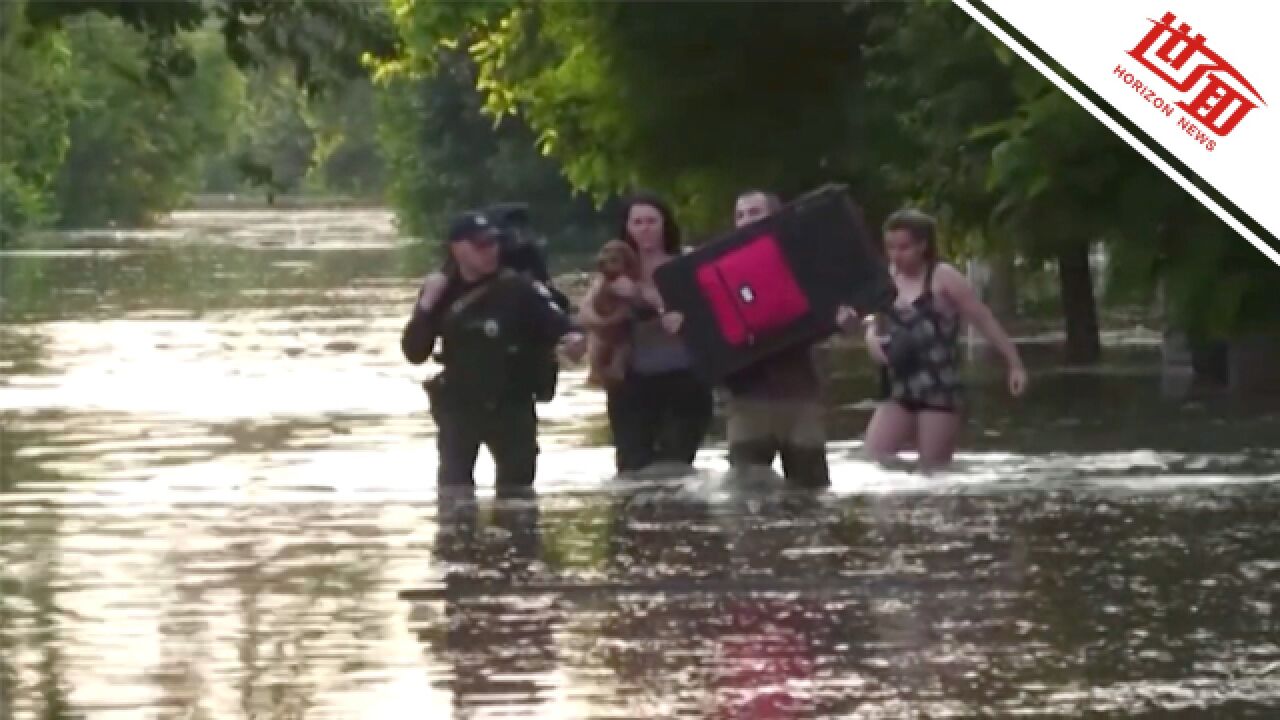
[597,239,640,280]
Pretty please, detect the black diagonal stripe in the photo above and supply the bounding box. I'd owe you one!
[963,0,1279,253]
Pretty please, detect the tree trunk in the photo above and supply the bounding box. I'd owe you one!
[1190,338,1229,387]
[1057,243,1101,365]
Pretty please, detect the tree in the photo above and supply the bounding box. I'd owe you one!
[857,2,1280,362]
[23,0,397,95]
[304,77,386,198]
[376,49,608,249]
[973,50,1280,357]
[196,67,391,201]
[0,0,73,243]
[384,0,876,237]
[15,0,399,216]
[52,17,242,227]
[229,65,317,198]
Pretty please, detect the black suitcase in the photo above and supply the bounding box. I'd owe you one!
[654,184,896,382]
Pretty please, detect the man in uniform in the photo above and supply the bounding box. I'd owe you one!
[402,211,583,488]
[484,202,579,401]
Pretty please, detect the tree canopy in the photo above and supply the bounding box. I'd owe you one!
[380,0,1278,348]
[4,0,1275,346]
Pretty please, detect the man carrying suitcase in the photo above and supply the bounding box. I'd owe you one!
[720,190,862,488]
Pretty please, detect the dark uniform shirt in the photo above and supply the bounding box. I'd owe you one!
[401,270,570,411]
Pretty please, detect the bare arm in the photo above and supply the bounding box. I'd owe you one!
[863,314,889,365]
[936,264,1022,370]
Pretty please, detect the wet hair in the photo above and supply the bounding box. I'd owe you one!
[883,208,938,263]
[617,191,682,255]
[735,189,783,213]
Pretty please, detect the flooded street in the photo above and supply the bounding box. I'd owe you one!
[2,209,1278,718]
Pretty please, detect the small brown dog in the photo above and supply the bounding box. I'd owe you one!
[586,239,641,387]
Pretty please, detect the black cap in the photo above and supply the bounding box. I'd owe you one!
[446,211,496,243]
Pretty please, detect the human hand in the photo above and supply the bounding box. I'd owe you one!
[417,272,450,311]
[660,311,684,335]
[560,332,587,363]
[608,276,637,299]
[1008,365,1028,397]
[865,323,888,365]
[639,284,666,311]
[835,305,860,334]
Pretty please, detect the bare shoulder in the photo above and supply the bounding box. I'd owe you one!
[930,263,978,314]
[932,262,966,283]
[933,263,974,293]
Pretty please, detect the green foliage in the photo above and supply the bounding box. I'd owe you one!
[228,66,317,196]
[0,0,73,243]
[384,0,1279,339]
[863,3,1279,337]
[385,0,873,239]
[5,3,389,236]
[3,6,245,235]
[6,0,1274,340]
[1105,200,1280,338]
[859,2,1021,257]
[968,47,1280,336]
[23,0,397,95]
[376,50,608,250]
[304,79,386,196]
[196,67,389,200]
[52,18,242,227]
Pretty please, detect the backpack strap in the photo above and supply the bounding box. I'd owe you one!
[446,269,516,319]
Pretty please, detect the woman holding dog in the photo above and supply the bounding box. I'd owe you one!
[578,193,714,475]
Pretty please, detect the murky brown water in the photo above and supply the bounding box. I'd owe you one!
[3,209,1279,719]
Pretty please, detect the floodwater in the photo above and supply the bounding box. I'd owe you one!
[2,209,1278,719]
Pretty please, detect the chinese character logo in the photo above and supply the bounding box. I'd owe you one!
[1128,12,1266,137]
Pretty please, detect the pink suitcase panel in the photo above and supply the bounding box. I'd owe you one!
[695,234,810,346]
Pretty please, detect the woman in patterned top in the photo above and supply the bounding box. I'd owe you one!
[861,209,1027,473]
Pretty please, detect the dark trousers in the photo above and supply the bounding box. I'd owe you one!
[433,401,539,487]
[725,396,830,488]
[606,369,713,474]
[728,441,830,488]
